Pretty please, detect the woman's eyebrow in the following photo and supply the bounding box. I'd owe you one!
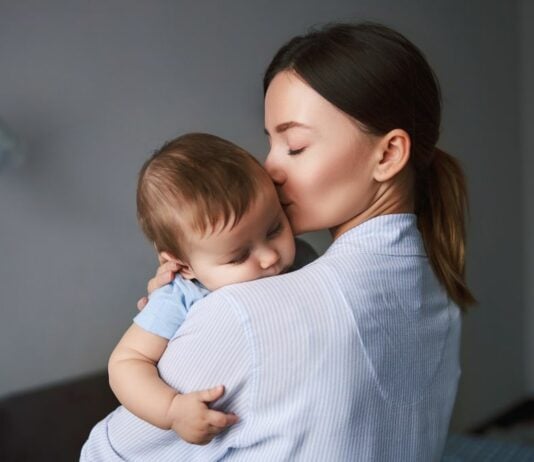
[264,121,312,136]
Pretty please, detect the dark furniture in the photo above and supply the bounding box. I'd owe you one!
[0,373,118,461]
[2,373,534,461]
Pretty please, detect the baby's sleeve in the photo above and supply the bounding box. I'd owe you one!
[133,276,209,340]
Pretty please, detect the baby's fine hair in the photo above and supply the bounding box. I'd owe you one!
[137,133,270,260]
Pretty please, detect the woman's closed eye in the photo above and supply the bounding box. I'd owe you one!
[288,147,305,156]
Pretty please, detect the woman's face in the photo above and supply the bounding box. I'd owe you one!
[264,71,381,236]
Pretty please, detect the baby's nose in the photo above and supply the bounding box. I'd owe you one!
[259,246,281,269]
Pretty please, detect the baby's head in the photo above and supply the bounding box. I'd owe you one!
[137,133,296,291]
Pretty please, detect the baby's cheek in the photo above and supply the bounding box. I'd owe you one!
[222,266,248,286]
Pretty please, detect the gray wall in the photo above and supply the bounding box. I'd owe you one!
[0,0,524,431]
[523,0,534,393]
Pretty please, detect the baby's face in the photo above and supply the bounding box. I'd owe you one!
[182,182,296,291]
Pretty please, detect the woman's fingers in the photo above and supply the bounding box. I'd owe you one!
[142,260,181,304]
[136,296,148,311]
[141,257,182,307]
[156,260,178,277]
[147,262,178,294]
[147,272,172,294]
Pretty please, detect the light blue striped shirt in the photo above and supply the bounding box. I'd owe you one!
[81,214,461,461]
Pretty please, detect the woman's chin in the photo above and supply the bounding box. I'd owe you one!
[289,220,316,236]
[286,207,326,235]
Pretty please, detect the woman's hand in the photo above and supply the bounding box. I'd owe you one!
[167,386,239,445]
[136,257,181,311]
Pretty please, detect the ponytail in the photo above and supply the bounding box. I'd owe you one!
[416,148,476,311]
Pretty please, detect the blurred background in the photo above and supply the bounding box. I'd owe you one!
[0,0,532,459]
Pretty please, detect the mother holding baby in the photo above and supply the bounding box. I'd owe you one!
[84,22,474,461]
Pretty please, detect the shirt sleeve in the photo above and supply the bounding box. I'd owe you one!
[156,290,251,453]
[158,289,250,396]
[81,290,252,461]
[133,276,209,340]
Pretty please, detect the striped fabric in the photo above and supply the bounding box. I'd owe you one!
[81,214,461,461]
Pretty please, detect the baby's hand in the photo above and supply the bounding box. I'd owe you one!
[167,386,239,445]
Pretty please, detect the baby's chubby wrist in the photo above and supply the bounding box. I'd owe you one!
[163,391,182,429]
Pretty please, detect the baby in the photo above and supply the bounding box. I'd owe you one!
[108,133,298,444]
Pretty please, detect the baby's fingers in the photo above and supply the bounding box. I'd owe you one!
[206,410,239,429]
[194,385,226,404]
[191,419,236,445]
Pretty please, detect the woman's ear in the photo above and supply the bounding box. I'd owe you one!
[159,251,196,280]
[373,129,411,182]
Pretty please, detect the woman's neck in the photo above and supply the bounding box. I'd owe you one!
[330,167,415,240]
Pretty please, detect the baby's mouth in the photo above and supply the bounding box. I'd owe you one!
[264,266,282,278]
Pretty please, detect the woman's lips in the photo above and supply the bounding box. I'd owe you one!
[279,196,292,206]
[278,191,293,208]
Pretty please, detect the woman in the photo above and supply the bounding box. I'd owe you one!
[83,22,474,461]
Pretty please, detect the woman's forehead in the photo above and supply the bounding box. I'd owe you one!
[265,73,320,119]
[264,71,348,132]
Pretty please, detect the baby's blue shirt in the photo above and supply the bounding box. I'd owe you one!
[133,276,209,339]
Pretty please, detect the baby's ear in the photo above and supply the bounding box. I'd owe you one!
[158,251,196,280]
[159,251,177,264]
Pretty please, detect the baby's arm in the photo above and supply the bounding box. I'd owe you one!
[108,324,237,443]
[108,323,177,429]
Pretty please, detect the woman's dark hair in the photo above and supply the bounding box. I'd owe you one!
[264,22,476,310]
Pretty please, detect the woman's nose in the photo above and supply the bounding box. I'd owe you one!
[264,153,286,185]
[259,246,281,270]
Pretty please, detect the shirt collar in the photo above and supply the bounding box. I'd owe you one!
[324,213,426,257]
